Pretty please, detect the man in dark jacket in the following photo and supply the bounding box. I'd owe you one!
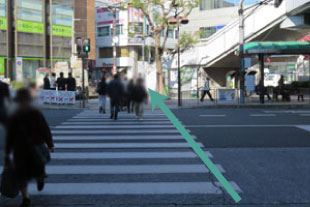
[97,76,107,114]
[43,73,50,90]
[56,72,66,91]
[107,74,124,120]
[132,78,148,119]
[66,72,76,91]
[0,80,10,125]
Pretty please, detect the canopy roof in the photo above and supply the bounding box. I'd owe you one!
[243,41,310,55]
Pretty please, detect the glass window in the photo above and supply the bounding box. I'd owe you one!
[116,24,123,35]
[0,0,6,17]
[98,26,110,37]
[52,3,73,27]
[17,0,43,22]
[200,27,217,39]
[167,29,174,38]
[200,0,235,11]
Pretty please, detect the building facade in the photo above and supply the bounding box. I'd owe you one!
[0,0,95,82]
[94,4,177,89]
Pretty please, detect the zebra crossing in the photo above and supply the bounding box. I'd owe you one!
[1,109,242,205]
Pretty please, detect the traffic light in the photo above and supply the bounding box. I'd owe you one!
[83,38,91,53]
[274,0,283,8]
[76,37,82,55]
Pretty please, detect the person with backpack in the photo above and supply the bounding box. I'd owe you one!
[5,88,55,207]
[97,76,107,114]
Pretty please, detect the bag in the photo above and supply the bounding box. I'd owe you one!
[32,144,51,166]
[0,158,19,198]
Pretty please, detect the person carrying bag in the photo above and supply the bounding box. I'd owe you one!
[0,157,19,198]
[4,88,55,207]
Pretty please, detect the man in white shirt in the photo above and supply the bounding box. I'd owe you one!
[200,77,214,102]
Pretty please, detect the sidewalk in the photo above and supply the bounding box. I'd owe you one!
[39,96,310,110]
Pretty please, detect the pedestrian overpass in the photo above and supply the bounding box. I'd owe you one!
[171,0,310,87]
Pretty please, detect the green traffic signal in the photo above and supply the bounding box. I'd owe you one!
[83,38,91,53]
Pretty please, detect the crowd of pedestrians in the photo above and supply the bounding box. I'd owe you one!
[97,74,148,120]
[43,72,76,92]
[0,85,55,207]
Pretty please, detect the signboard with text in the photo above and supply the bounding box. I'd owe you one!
[52,25,72,37]
[218,89,237,102]
[39,90,75,105]
[0,17,7,30]
[17,20,44,34]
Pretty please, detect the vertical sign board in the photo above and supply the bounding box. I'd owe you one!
[0,58,5,79]
[16,57,23,81]
[246,75,255,91]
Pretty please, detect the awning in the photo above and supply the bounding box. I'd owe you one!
[243,41,310,55]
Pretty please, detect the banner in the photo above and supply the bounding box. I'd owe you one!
[218,89,236,102]
[39,90,75,105]
[52,25,72,37]
[17,20,44,34]
[0,17,7,30]
[0,58,4,75]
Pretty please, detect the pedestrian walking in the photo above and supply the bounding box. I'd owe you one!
[127,79,135,113]
[43,73,50,90]
[97,76,107,114]
[0,80,10,125]
[132,78,148,120]
[107,74,124,120]
[5,88,55,207]
[56,72,66,91]
[50,73,56,90]
[200,77,214,102]
[66,72,76,91]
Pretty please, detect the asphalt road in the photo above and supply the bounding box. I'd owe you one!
[172,108,310,206]
[0,108,309,207]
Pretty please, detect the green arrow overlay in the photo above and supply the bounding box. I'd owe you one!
[148,89,241,203]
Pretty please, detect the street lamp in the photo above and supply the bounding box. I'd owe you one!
[169,4,189,107]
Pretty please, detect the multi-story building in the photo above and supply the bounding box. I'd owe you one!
[94,4,177,89]
[0,0,95,82]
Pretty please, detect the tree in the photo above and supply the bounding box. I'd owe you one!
[132,0,200,93]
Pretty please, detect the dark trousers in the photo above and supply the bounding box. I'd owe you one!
[110,99,120,117]
[200,90,214,102]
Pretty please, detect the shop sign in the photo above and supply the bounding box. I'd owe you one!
[17,20,44,34]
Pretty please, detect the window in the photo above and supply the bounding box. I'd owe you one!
[200,0,234,11]
[167,29,174,38]
[200,27,216,39]
[116,24,123,35]
[98,26,110,37]
[99,47,129,58]
[0,0,6,17]
[17,0,43,22]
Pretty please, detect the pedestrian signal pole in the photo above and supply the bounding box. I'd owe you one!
[76,37,90,108]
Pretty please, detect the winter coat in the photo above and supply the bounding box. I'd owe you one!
[67,77,76,91]
[132,85,148,103]
[97,81,107,95]
[107,79,124,101]
[43,77,50,90]
[5,107,54,181]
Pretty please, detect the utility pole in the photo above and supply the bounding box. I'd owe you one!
[112,7,117,75]
[177,16,181,107]
[239,0,245,104]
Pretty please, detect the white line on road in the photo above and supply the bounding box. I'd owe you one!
[300,114,310,117]
[52,129,185,134]
[0,164,224,175]
[67,119,170,121]
[60,122,172,125]
[186,124,310,128]
[199,115,226,117]
[55,125,175,129]
[54,142,204,149]
[50,151,213,159]
[27,182,241,195]
[249,114,276,117]
[53,135,196,140]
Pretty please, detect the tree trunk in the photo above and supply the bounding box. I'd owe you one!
[154,32,164,94]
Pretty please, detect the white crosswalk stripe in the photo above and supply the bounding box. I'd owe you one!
[5,109,241,201]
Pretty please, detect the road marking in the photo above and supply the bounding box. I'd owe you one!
[55,125,175,129]
[0,164,224,174]
[300,114,310,117]
[73,114,166,118]
[54,142,204,149]
[67,119,170,121]
[53,135,197,140]
[186,124,309,128]
[263,110,310,114]
[250,114,276,117]
[200,115,226,117]
[296,125,310,133]
[51,129,191,134]
[27,182,241,195]
[51,151,213,159]
[60,122,173,125]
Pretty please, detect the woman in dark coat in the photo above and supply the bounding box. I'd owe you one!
[5,88,55,207]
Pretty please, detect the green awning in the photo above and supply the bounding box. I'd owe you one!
[243,41,310,55]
